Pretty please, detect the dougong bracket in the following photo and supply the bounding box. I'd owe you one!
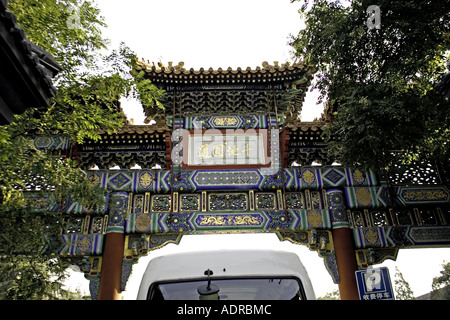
[276,229,334,256]
[355,248,399,269]
[276,229,339,284]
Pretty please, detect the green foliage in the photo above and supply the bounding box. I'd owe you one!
[317,288,340,300]
[291,0,450,170]
[0,123,107,210]
[0,256,63,300]
[394,267,415,300]
[0,112,108,300]
[132,71,165,112]
[431,261,450,300]
[8,0,107,78]
[7,0,164,144]
[1,0,164,299]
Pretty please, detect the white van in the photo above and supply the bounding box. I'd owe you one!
[136,249,316,300]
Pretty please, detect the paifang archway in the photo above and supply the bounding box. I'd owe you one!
[31,60,450,300]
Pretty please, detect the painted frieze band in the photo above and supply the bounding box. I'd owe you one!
[84,167,379,193]
[345,185,449,209]
[353,226,450,248]
[168,115,284,130]
[58,234,104,256]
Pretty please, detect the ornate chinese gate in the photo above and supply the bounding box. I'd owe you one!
[30,60,450,300]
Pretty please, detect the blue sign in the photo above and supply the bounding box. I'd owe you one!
[355,267,395,300]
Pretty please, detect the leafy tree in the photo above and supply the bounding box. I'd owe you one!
[394,267,415,300]
[6,0,164,143]
[0,0,163,299]
[317,288,340,300]
[291,0,450,170]
[431,261,450,300]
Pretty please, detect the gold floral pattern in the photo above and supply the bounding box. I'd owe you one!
[197,214,262,227]
[139,172,153,189]
[307,210,323,228]
[135,214,152,232]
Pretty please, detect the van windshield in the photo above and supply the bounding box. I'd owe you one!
[148,277,305,300]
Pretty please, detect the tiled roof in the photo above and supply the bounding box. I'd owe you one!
[136,60,316,119]
[0,0,62,95]
[0,0,63,123]
[99,124,168,134]
[284,120,329,131]
[135,60,315,86]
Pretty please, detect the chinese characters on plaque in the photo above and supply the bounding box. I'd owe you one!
[187,131,268,166]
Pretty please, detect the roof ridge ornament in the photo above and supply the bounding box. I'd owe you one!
[136,59,310,75]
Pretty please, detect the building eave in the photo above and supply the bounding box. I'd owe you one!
[0,0,62,124]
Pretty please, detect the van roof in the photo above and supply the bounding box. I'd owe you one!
[137,249,315,299]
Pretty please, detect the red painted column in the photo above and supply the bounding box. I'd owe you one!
[332,228,359,300]
[98,232,124,300]
[326,188,359,300]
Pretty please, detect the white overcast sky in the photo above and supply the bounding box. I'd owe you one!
[66,0,450,299]
[96,0,304,69]
[94,0,324,124]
